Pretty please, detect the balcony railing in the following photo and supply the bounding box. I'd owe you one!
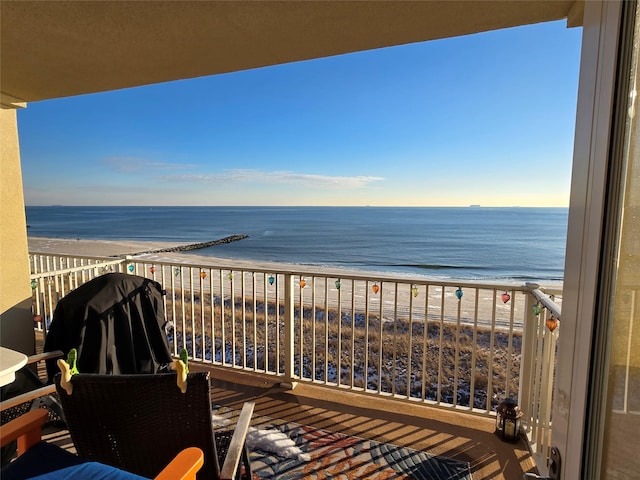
[29,251,562,473]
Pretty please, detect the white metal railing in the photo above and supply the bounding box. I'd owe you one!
[29,251,563,467]
[521,284,561,473]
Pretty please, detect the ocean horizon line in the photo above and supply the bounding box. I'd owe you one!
[26,205,569,209]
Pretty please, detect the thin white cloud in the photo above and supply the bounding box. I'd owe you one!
[161,169,383,188]
[102,156,196,173]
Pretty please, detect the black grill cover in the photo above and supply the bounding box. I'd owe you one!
[44,273,172,381]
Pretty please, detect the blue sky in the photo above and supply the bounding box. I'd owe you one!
[19,21,582,207]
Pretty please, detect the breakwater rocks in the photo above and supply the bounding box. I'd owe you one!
[128,234,248,256]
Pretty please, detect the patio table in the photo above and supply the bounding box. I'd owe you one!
[0,346,28,387]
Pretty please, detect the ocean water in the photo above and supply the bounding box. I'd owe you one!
[25,206,568,282]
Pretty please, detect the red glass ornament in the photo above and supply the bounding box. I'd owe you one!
[501,292,511,303]
[372,284,380,294]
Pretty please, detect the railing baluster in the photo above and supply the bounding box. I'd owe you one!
[364,280,370,392]
[323,277,329,385]
[336,277,342,387]
[283,273,294,384]
[219,269,226,365]
[421,285,429,402]
[487,289,497,413]
[470,287,479,410]
[241,271,247,369]
[229,271,237,367]
[506,289,515,398]
[202,268,208,362]
[252,272,257,370]
[454,286,461,408]
[275,274,280,375]
[437,286,445,405]
[311,276,316,382]
[381,281,387,396]
[407,283,414,399]
[350,279,356,389]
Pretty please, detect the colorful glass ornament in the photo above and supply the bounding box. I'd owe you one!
[455,287,463,300]
[268,275,275,285]
[546,317,559,332]
[501,292,511,303]
[200,270,207,279]
[300,278,307,289]
[533,303,542,316]
[33,314,42,323]
[227,272,233,280]
[174,268,181,276]
[150,266,156,274]
[411,285,419,297]
[335,279,341,290]
[30,279,38,290]
[128,264,134,273]
[372,284,380,294]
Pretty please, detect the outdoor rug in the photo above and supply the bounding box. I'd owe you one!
[212,405,471,480]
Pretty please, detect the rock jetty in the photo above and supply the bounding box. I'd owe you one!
[127,234,248,256]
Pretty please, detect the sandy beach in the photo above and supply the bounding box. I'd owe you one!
[28,236,554,330]
[28,236,458,282]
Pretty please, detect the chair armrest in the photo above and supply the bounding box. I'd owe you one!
[0,408,48,454]
[0,384,56,412]
[154,447,204,480]
[219,401,255,480]
[25,350,64,366]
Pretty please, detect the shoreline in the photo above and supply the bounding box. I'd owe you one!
[27,236,563,289]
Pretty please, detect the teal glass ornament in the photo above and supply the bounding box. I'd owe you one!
[268,275,275,285]
[455,287,463,300]
[127,264,134,273]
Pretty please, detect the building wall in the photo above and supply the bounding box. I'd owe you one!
[0,107,35,354]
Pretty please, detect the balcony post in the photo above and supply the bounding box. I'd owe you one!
[280,273,297,389]
[520,283,539,432]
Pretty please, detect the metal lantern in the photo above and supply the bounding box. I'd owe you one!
[495,397,523,442]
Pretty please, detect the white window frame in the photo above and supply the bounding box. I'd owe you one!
[553,0,624,477]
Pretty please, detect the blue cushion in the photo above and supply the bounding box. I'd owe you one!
[1,442,150,480]
[29,462,150,479]
[1,442,86,480]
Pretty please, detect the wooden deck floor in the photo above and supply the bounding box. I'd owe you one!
[42,363,536,480]
[31,330,536,479]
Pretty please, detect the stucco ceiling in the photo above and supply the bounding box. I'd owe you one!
[1,1,583,106]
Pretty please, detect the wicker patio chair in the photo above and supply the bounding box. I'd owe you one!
[1,409,204,479]
[54,371,254,480]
